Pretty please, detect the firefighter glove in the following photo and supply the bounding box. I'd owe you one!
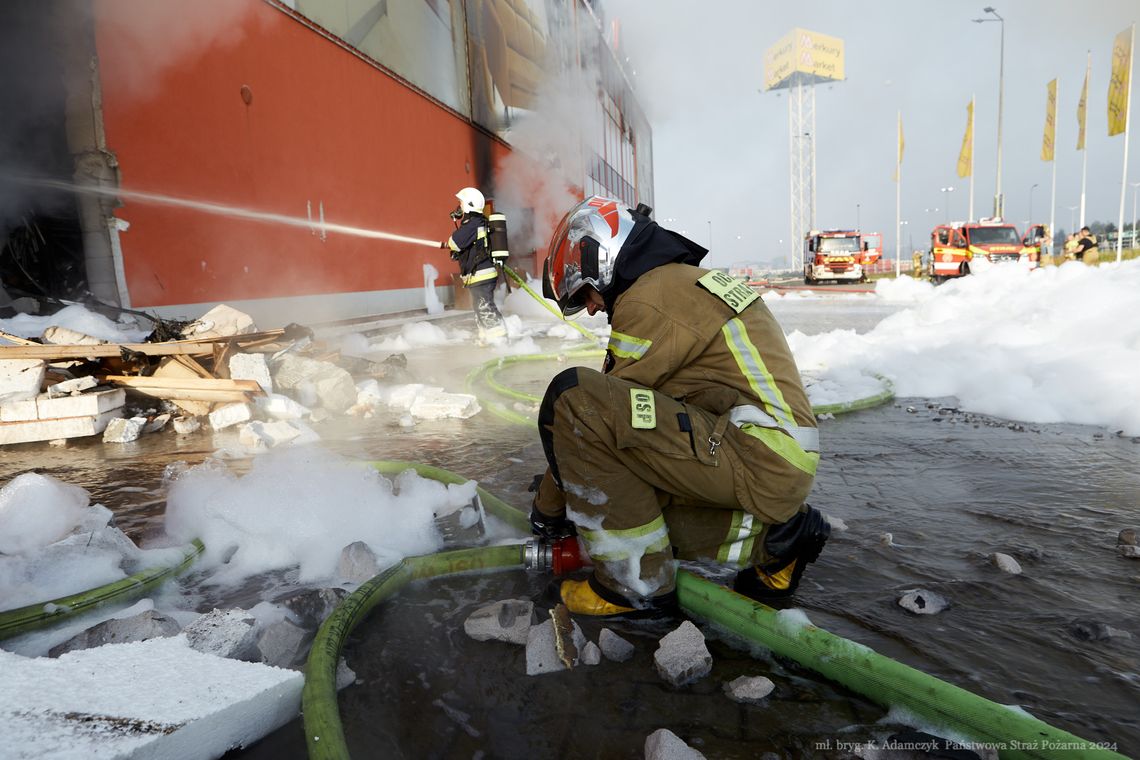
[529,506,576,540]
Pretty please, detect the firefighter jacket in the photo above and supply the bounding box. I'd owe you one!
[448,214,498,286]
[604,262,818,521]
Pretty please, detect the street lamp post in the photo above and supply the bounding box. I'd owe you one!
[940,187,955,222]
[1067,205,1078,237]
[1029,183,1039,224]
[973,7,1005,219]
[1131,182,1140,249]
[707,220,713,251]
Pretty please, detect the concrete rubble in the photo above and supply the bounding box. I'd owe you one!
[525,618,589,675]
[990,552,1023,574]
[1,302,426,447]
[644,728,707,760]
[337,541,381,583]
[722,675,775,703]
[183,609,261,661]
[599,628,635,662]
[463,599,534,645]
[654,620,713,687]
[898,589,950,615]
[49,610,182,657]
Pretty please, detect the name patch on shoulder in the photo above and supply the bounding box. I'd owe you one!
[630,388,657,429]
[696,270,759,313]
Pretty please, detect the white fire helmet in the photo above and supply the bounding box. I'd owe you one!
[543,196,637,316]
[455,187,485,215]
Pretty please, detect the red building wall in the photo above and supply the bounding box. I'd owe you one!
[94,0,512,309]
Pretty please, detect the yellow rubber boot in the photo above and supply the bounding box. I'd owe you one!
[756,559,798,592]
[559,578,636,617]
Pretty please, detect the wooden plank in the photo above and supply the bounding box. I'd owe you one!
[0,330,39,346]
[111,387,253,403]
[101,376,265,394]
[0,328,290,361]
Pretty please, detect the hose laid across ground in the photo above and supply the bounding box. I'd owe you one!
[304,467,1123,760]
[0,538,205,641]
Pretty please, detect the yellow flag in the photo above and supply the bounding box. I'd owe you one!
[1108,25,1133,136]
[958,99,974,177]
[1041,80,1057,161]
[1077,58,1089,150]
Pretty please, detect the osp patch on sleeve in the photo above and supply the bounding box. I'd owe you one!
[630,388,657,429]
[696,270,759,314]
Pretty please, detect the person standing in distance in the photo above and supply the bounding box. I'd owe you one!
[442,187,507,344]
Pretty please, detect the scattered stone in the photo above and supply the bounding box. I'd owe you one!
[336,658,357,690]
[1120,545,1140,559]
[990,552,1023,574]
[183,608,260,661]
[898,589,950,615]
[172,415,201,435]
[229,352,274,394]
[1069,620,1133,642]
[1118,529,1137,546]
[275,587,345,630]
[47,375,98,396]
[209,402,252,431]
[525,618,587,675]
[579,640,602,666]
[102,415,147,443]
[337,541,381,583]
[905,406,916,413]
[824,514,848,532]
[256,619,312,668]
[238,419,304,448]
[879,532,894,546]
[256,393,311,420]
[408,387,481,420]
[654,620,713,687]
[645,728,706,760]
[49,610,181,656]
[272,354,356,413]
[599,628,635,662]
[463,599,533,645]
[723,675,775,703]
[143,413,171,434]
[48,438,67,447]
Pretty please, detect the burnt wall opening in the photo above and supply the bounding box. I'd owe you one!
[0,0,88,312]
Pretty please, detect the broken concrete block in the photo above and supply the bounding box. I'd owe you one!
[183,304,257,340]
[0,396,39,422]
[524,618,587,675]
[229,352,273,394]
[409,388,481,420]
[238,423,269,450]
[337,541,380,583]
[172,416,201,435]
[271,355,355,413]
[41,325,104,345]
[274,587,345,630]
[645,728,707,760]
[463,599,533,645]
[258,420,304,447]
[47,375,98,396]
[0,359,46,401]
[1117,528,1137,546]
[599,628,635,662]
[898,589,950,615]
[654,620,713,687]
[183,609,260,661]
[209,402,252,431]
[34,388,126,421]
[0,407,122,445]
[336,658,357,690]
[579,640,601,666]
[1119,545,1140,559]
[723,675,775,703]
[143,413,171,434]
[256,619,312,669]
[49,610,182,656]
[256,393,310,420]
[102,415,147,443]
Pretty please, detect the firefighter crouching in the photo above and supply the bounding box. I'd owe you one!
[442,187,510,344]
[530,196,830,616]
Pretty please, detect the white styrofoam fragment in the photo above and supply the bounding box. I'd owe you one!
[209,402,252,431]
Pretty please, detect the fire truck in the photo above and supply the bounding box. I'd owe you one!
[803,229,878,284]
[926,219,1034,283]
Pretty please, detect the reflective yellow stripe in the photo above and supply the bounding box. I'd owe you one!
[448,238,461,252]
[462,268,499,285]
[741,423,819,476]
[717,511,762,566]
[721,319,797,431]
[608,330,652,360]
[579,515,670,561]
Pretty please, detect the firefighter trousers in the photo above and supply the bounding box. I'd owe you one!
[537,366,814,602]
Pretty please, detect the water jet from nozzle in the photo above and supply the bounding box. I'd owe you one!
[6,174,441,249]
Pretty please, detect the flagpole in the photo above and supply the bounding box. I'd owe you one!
[969,95,976,222]
[1116,24,1135,263]
[1080,52,1091,228]
[896,110,902,278]
[1050,80,1058,259]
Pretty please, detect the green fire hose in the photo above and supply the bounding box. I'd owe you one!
[0,539,205,641]
[501,264,598,341]
[302,466,1123,760]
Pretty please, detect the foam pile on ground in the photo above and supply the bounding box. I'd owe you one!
[0,303,149,344]
[789,261,1140,434]
[0,636,303,759]
[164,448,462,584]
[357,380,480,419]
[0,474,182,610]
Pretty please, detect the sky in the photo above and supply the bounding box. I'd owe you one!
[603,0,1139,269]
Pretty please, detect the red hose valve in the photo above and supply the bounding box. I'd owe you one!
[523,537,588,574]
